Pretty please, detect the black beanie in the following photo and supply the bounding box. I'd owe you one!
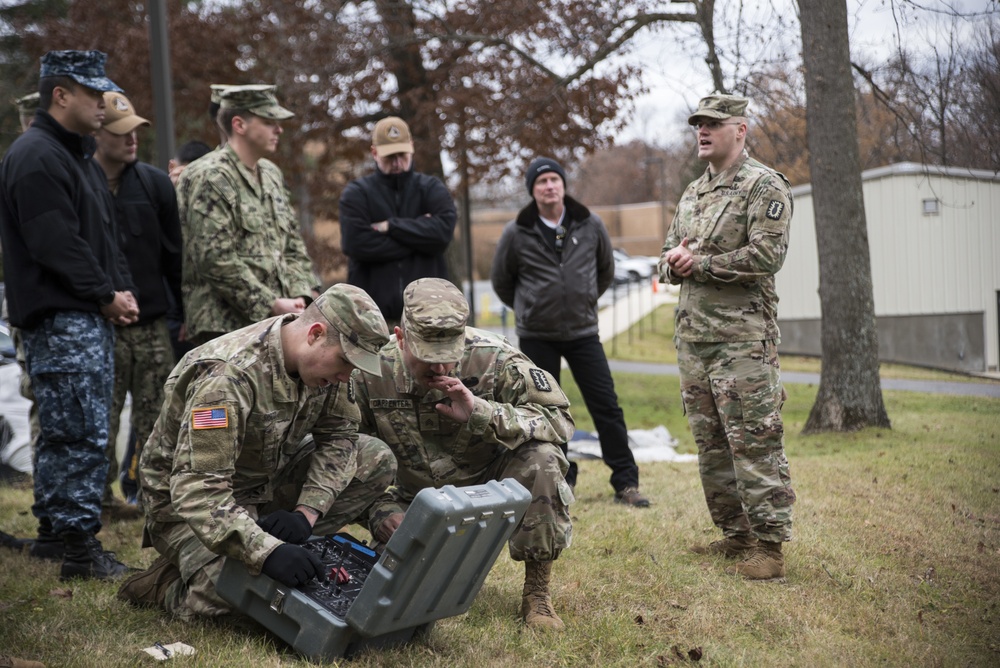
[525,157,566,194]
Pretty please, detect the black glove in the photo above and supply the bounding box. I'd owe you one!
[258,510,313,544]
[261,544,324,587]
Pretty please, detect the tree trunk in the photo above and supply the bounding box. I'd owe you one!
[798,0,891,433]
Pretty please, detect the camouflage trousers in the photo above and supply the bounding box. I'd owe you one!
[13,328,40,452]
[677,339,795,543]
[363,436,574,562]
[105,319,175,503]
[152,436,396,620]
[21,312,114,535]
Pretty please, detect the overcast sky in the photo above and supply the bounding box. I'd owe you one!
[617,0,997,146]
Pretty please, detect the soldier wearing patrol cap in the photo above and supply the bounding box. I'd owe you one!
[14,92,39,131]
[119,284,397,620]
[178,83,317,346]
[659,93,796,580]
[0,50,138,581]
[353,278,576,630]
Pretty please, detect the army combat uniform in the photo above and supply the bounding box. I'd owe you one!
[661,150,796,545]
[355,327,576,563]
[138,311,394,620]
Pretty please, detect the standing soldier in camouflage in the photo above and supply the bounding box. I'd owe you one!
[178,84,316,346]
[660,93,796,580]
[93,91,183,519]
[117,285,396,620]
[15,92,39,131]
[0,50,138,580]
[354,278,576,630]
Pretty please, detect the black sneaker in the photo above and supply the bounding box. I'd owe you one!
[614,487,651,508]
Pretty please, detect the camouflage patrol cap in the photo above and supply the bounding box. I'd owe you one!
[218,84,294,120]
[101,91,150,135]
[313,284,389,377]
[401,278,469,364]
[39,50,122,93]
[687,93,749,125]
[15,92,39,115]
[209,83,272,105]
[372,116,414,157]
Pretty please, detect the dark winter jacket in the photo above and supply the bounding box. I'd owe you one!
[491,195,615,341]
[0,110,134,329]
[338,167,457,322]
[111,161,183,326]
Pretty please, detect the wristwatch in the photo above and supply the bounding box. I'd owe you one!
[98,291,115,306]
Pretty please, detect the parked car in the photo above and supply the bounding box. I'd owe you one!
[613,248,657,283]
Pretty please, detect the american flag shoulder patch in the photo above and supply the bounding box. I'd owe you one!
[192,406,229,430]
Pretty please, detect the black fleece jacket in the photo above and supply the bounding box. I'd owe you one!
[338,167,457,321]
[0,110,134,329]
[110,161,183,325]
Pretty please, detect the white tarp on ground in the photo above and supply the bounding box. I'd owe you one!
[568,425,698,463]
[0,363,32,473]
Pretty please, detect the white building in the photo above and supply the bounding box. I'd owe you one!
[776,162,1000,373]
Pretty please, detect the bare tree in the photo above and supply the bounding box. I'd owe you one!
[798,0,891,433]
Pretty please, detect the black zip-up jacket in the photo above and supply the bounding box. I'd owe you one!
[111,161,183,326]
[0,110,135,329]
[338,167,457,322]
[491,196,615,341]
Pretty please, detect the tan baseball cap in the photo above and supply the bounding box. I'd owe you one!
[372,116,414,157]
[313,284,389,376]
[400,278,469,363]
[102,91,150,135]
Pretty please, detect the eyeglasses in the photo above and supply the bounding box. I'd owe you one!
[554,225,567,251]
[692,120,743,131]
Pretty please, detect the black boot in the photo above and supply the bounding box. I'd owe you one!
[28,517,63,561]
[59,531,132,581]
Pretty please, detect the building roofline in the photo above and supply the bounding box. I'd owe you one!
[790,161,1000,197]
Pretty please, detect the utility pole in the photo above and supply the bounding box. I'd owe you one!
[148,0,175,171]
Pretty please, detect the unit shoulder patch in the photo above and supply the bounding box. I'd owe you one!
[765,200,785,220]
[529,368,552,392]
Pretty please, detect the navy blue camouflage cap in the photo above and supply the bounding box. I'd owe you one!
[688,93,748,125]
[39,50,122,93]
[218,84,294,120]
[401,278,469,363]
[313,284,389,376]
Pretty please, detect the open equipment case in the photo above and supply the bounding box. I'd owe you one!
[216,478,532,661]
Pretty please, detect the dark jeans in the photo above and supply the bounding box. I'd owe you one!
[518,335,639,492]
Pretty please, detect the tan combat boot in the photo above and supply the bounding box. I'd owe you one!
[725,540,785,580]
[521,560,564,631]
[117,554,181,609]
[689,534,758,558]
[102,496,144,522]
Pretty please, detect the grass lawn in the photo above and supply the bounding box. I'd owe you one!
[2,308,998,666]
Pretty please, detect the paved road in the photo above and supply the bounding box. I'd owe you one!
[607,359,1000,399]
[476,282,1000,400]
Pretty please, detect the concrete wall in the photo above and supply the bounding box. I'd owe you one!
[779,311,986,373]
